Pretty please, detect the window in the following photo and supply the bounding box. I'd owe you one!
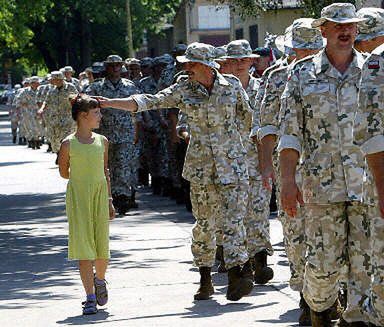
[198,5,230,29]
[249,25,259,49]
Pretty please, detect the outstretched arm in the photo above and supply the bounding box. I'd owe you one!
[97,97,138,112]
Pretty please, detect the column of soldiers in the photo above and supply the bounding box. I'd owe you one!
[6,3,384,325]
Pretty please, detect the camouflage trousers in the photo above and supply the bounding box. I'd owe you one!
[303,202,370,322]
[18,109,28,139]
[276,178,306,292]
[24,109,43,139]
[47,122,76,153]
[9,106,19,131]
[167,138,182,188]
[363,205,384,326]
[109,142,139,197]
[215,178,273,258]
[190,182,249,270]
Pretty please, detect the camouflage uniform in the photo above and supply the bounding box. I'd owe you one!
[354,43,384,326]
[258,19,325,292]
[44,77,77,152]
[278,48,370,321]
[138,75,167,182]
[37,82,53,140]
[131,44,250,269]
[86,76,140,197]
[7,86,21,138]
[16,85,42,140]
[13,87,27,139]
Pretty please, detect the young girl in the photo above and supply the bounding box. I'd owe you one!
[58,94,115,315]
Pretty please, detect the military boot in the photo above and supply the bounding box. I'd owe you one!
[47,142,52,153]
[299,293,311,326]
[35,139,41,149]
[216,245,227,273]
[226,265,253,301]
[310,308,332,327]
[253,250,274,284]
[28,140,32,148]
[194,267,214,300]
[12,129,17,143]
[241,260,254,280]
[18,137,23,145]
[152,177,162,195]
[31,140,36,149]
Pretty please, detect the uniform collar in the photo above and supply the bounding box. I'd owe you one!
[314,48,365,77]
[215,70,230,86]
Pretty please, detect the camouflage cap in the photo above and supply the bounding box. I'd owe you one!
[14,84,21,89]
[285,18,325,49]
[153,54,174,66]
[30,76,40,83]
[222,39,259,59]
[214,46,227,61]
[121,66,128,73]
[22,78,30,84]
[356,7,384,42]
[91,62,105,73]
[46,73,52,81]
[275,25,294,53]
[176,42,220,69]
[126,58,141,66]
[172,44,187,55]
[104,55,124,64]
[312,3,367,28]
[140,57,154,67]
[63,66,75,73]
[51,71,65,80]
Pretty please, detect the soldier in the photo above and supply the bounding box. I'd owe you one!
[252,47,272,78]
[86,55,140,214]
[61,66,80,91]
[7,84,21,144]
[16,76,42,149]
[38,71,77,162]
[221,39,276,285]
[126,58,142,86]
[355,7,384,53]
[96,42,254,302]
[278,3,370,325]
[258,19,327,326]
[354,41,384,327]
[37,74,54,152]
[16,79,30,146]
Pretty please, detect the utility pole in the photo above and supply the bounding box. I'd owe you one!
[126,0,134,57]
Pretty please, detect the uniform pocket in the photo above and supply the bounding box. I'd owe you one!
[302,153,332,203]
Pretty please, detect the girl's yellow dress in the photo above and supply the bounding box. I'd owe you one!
[65,132,109,260]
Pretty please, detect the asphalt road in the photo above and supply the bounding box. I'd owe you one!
[0,108,302,326]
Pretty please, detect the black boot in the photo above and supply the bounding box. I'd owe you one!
[118,195,130,215]
[241,260,254,280]
[55,153,59,165]
[226,265,253,301]
[22,137,27,145]
[311,308,332,327]
[253,250,274,284]
[299,293,311,326]
[31,140,36,150]
[18,137,23,145]
[12,129,17,143]
[35,139,40,149]
[47,143,52,153]
[216,245,227,273]
[28,140,32,148]
[194,267,214,300]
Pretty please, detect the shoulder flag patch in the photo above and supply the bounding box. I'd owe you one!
[368,60,380,69]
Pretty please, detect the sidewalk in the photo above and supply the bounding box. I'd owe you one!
[0,113,301,326]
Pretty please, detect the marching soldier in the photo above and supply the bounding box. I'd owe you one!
[278,4,370,325]
[61,66,80,91]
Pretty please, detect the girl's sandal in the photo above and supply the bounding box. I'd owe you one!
[82,300,98,315]
[94,277,108,306]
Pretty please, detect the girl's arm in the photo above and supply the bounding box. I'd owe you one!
[58,140,70,179]
[103,138,115,220]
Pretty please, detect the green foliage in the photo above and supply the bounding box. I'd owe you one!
[0,0,181,81]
